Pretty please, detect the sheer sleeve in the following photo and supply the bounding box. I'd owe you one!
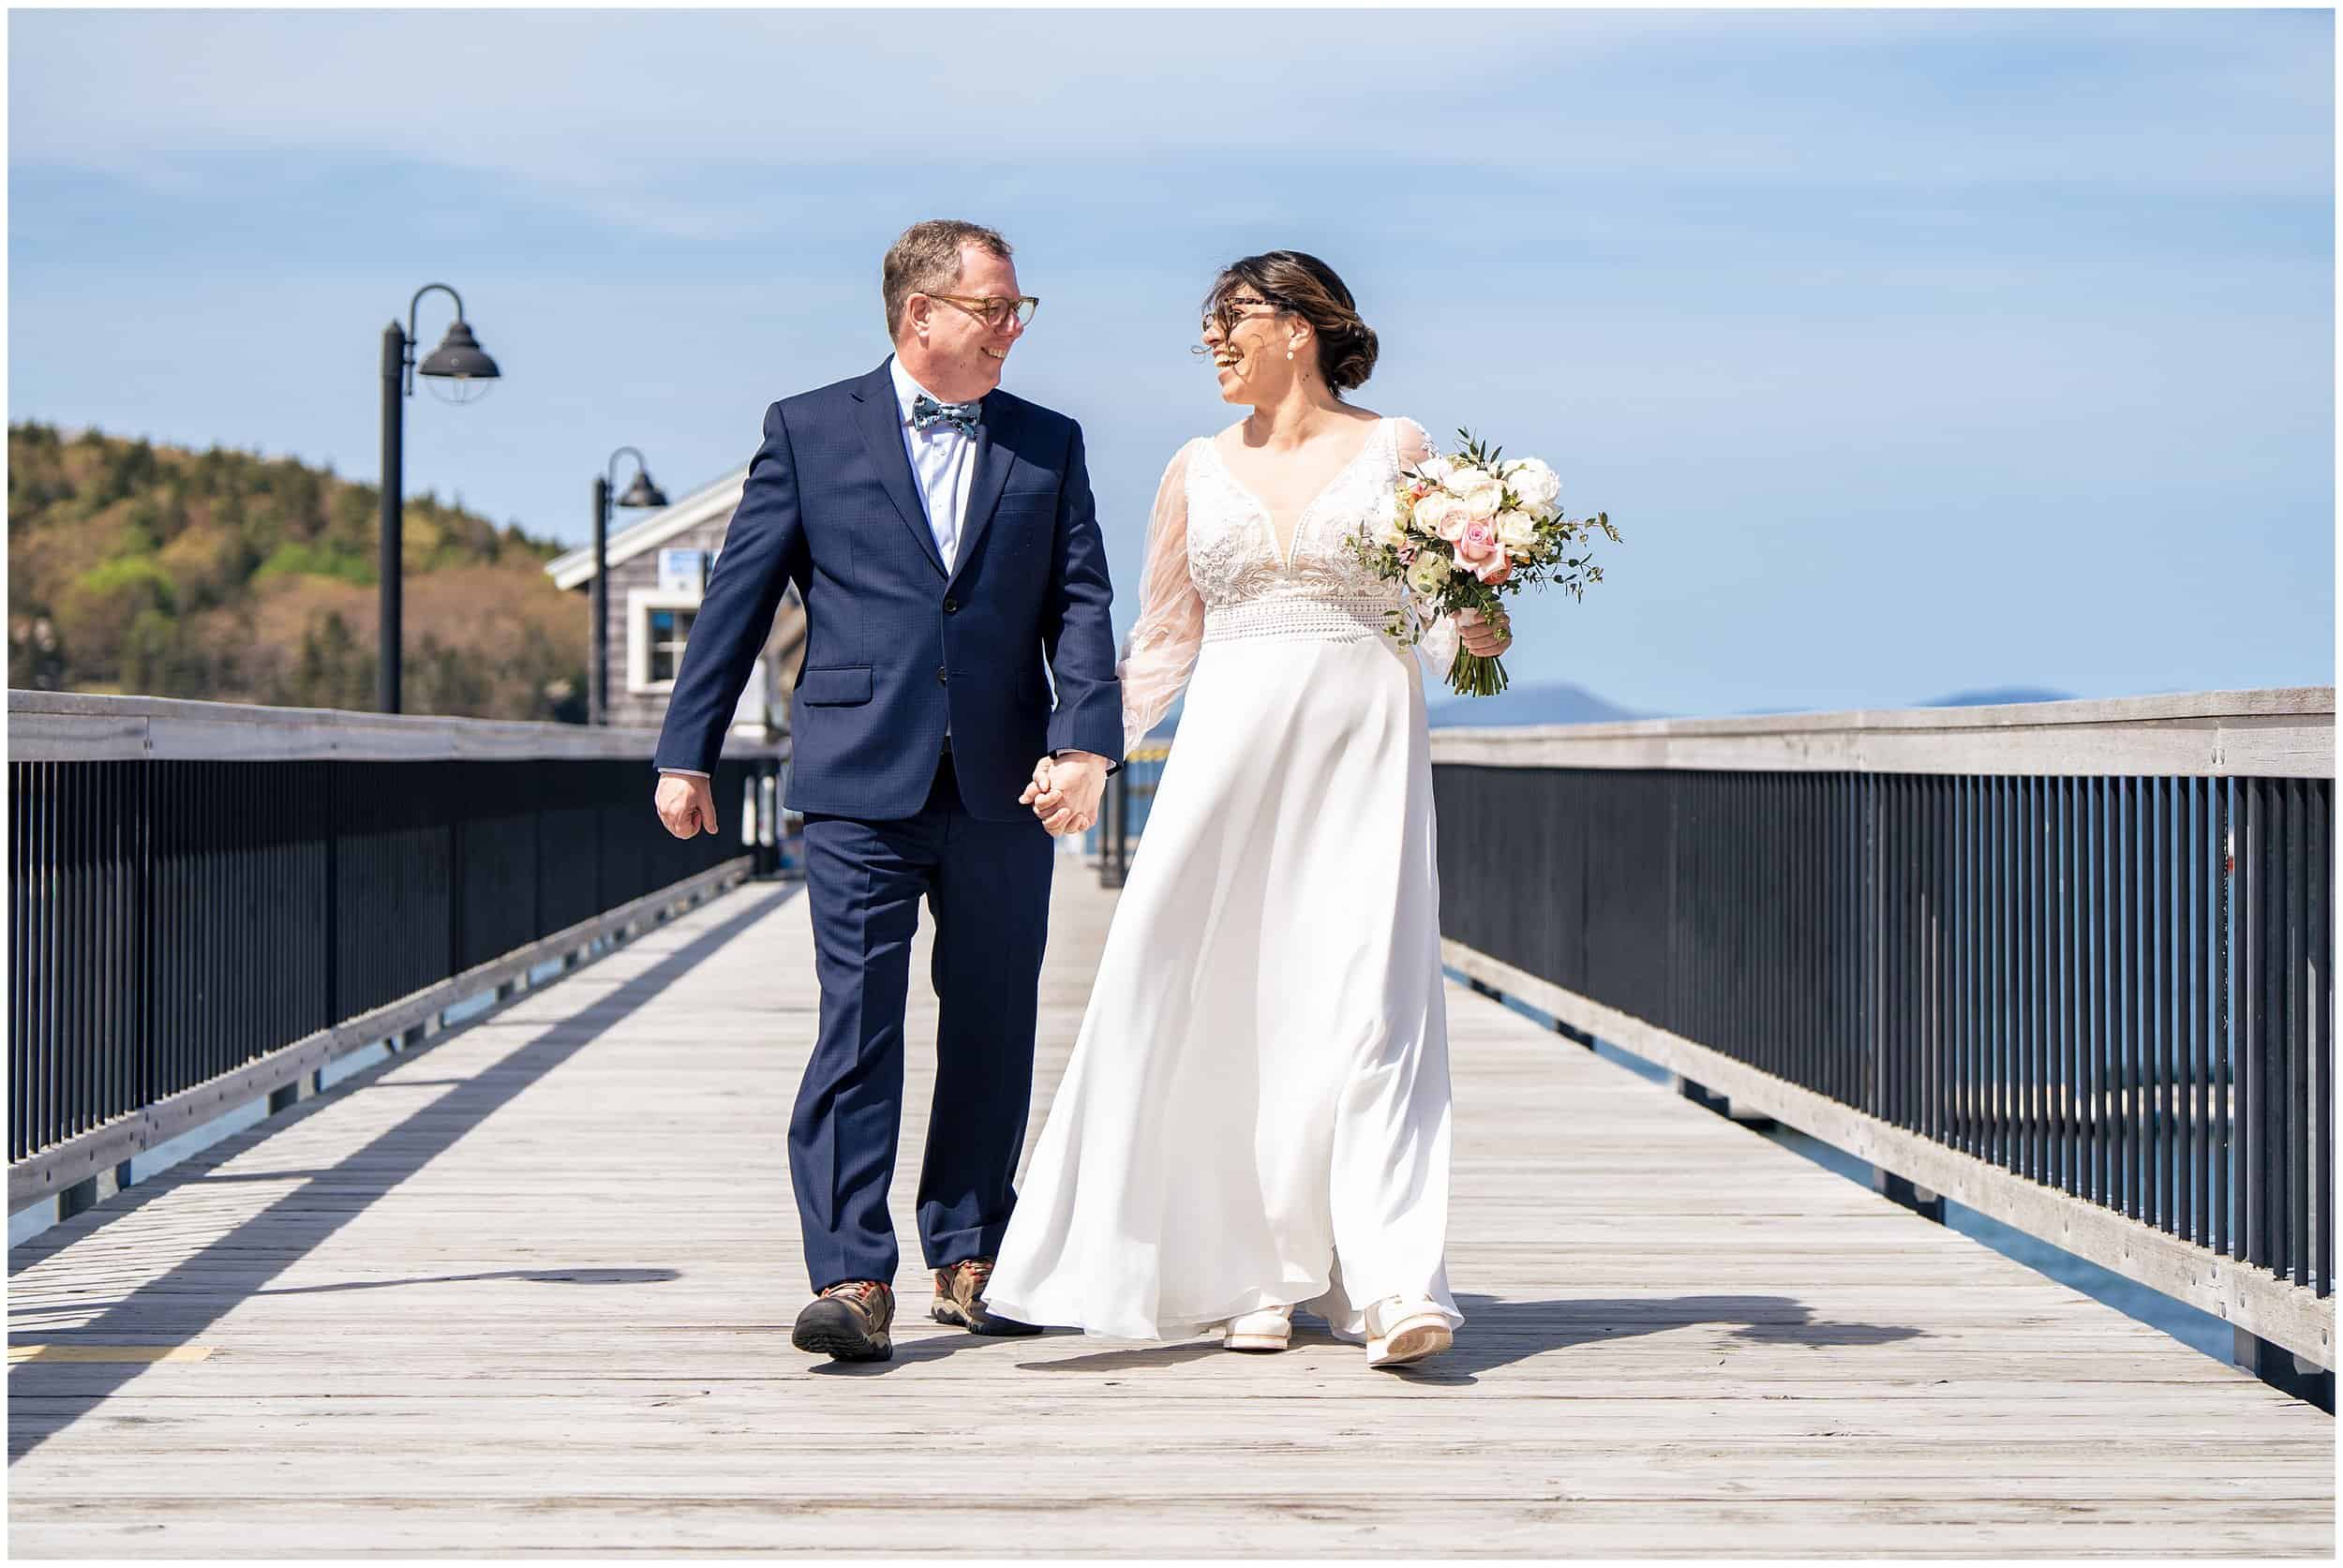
[1118,441,1205,755]
[1392,418,1460,677]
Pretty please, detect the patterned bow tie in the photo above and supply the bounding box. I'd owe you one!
[909,394,981,437]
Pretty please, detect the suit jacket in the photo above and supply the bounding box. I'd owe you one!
[653,361,1124,821]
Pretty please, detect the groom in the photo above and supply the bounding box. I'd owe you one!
[651,219,1122,1362]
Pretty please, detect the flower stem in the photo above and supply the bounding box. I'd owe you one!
[1447,651,1511,697]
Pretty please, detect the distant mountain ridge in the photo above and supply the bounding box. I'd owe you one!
[1910,685,2077,709]
[1426,680,2081,728]
[1426,681,1649,728]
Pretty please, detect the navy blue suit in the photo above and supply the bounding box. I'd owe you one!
[655,360,1122,1290]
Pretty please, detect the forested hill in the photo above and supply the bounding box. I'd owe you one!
[7,422,587,720]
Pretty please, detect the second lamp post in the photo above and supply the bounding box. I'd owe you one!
[591,447,669,724]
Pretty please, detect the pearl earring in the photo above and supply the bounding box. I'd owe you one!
[1287,348,1295,361]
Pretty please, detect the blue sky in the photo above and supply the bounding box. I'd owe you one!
[8,8,2333,714]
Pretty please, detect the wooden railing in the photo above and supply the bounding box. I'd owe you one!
[1428,688,2336,1390]
[7,692,784,1214]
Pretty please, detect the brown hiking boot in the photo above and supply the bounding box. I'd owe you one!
[792,1278,894,1362]
[932,1256,1043,1337]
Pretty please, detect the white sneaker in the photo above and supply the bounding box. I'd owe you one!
[1364,1296,1452,1368]
[1220,1304,1293,1352]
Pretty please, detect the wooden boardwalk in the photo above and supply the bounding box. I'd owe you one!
[7,874,2334,1558]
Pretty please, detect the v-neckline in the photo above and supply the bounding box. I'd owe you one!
[1207,417,1387,573]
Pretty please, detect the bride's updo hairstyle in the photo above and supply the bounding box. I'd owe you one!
[1203,251,1380,394]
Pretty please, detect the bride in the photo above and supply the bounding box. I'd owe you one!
[983,250,1510,1368]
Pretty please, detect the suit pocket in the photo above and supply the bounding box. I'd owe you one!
[798,665,873,706]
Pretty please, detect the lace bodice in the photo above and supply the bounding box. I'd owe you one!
[1118,415,1458,754]
[1184,417,1410,611]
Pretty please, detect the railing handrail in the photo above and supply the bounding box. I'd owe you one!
[7,690,784,765]
[1430,685,2335,779]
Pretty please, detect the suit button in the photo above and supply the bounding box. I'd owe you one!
[943,597,960,615]
[936,666,948,685]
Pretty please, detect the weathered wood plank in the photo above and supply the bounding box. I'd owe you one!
[7,874,2332,1558]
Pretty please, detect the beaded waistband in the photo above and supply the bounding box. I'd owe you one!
[1201,595,1405,645]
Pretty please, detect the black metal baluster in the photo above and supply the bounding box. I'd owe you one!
[1932,775,1948,1146]
[2315,778,2333,1297]
[2240,778,2263,1267]
[2286,778,2309,1286]
[2156,775,2173,1232]
[1987,776,2004,1171]
[2058,775,2075,1196]
[2260,776,2285,1277]
[2186,777,2205,1244]
[2030,774,2048,1184]
[2127,778,2146,1218]
[2216,777,2236,1261]
[9,766,23,1161]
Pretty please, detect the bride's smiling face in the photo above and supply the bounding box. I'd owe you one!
[1198,290,1306,405]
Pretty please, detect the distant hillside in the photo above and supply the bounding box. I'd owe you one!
[7,422,585,720]
[1427,681,1650,728]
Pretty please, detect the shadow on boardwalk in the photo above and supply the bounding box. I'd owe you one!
[1005,1292,1927,1383]
[6,887,798,1462]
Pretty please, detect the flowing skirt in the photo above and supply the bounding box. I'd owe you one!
[986,605,1460,1340]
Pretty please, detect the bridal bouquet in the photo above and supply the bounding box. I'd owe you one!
[1350,429,1618,696]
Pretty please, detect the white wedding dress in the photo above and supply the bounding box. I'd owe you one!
[984,415,1465,1343]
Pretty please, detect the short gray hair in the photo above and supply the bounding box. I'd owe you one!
[882,219,1013,339]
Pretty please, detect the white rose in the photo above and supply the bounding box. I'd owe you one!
[1497,511,1540,554]
[1410,492,1461,537]
[1503,457,1561,509]
[1407,551,1454,596]
[1415,455,1455,486]
[1458,473,1505,520]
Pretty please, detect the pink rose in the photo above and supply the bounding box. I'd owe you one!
[1455,518,1510,582]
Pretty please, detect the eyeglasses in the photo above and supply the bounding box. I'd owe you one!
[926,292,1039,330]
[1200,293,1282,336]
[1191,294,1286,359]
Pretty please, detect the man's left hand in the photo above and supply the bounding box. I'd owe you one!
[1022,751,1108,835]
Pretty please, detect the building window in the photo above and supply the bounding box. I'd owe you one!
[628,588,705,694]
[647,607,694,683]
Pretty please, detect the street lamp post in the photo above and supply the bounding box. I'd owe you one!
[590,447,669,725]
[379,283,500,713]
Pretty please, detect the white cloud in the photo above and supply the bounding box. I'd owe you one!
[10,8,2330,238]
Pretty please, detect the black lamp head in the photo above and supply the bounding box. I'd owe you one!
[617,470,669,509]
[417,319,500,403]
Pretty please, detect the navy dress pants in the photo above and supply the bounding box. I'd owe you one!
[791,747,1054,1292]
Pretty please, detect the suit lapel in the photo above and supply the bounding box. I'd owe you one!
[948,393,1019,590]
[849,361,948,578]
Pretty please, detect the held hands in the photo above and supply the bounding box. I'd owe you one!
[655,772,720,838]
[1456,605,1513,658]
[1021,751,1107,836]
